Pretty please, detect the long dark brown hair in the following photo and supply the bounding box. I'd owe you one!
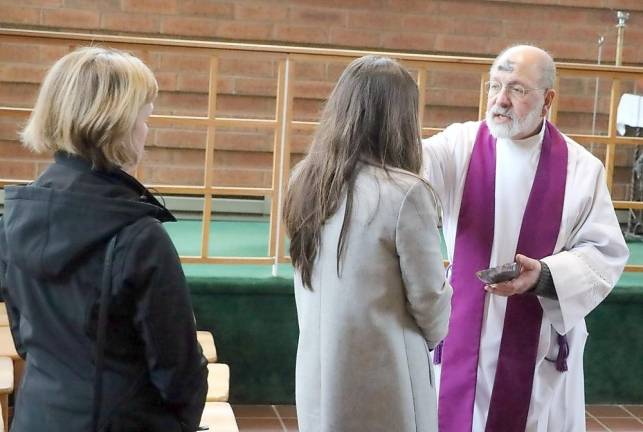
[284,55,422,289]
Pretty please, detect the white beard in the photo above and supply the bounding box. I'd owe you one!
[486,105,544,140]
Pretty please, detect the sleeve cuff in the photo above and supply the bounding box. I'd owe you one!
[531,261,558,300]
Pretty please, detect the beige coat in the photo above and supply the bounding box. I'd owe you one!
[294,165,452,432]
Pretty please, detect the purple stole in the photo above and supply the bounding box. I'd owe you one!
[438,121,568,432]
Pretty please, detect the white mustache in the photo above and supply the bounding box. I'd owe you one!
[489,107,514,119]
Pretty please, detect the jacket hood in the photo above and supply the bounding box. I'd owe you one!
[0,153,175,279]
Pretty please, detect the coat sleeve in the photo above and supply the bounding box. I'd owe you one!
[0,223,26,359]
[120,220,208,432]
[540,160,629,334]
[396,180,453,348]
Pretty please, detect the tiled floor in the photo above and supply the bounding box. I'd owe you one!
[233,404,643,432]
[587,405,643,431]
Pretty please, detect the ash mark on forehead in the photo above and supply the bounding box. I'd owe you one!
[496,59,515,73]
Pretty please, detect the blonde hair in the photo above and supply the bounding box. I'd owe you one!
[21,46,158,170]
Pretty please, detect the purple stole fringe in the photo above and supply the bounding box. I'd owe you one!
[437,121,568,432]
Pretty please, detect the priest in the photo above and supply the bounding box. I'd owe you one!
[422,45,629,432]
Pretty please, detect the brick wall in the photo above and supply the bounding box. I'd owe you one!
[1,0,642,199]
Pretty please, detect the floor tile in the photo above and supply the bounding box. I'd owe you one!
[624,405,643,418]
[232,404,279,419]
[282,418,299,431]
[236,418,285,432]
[587,405,631,418]
[275,405,297,419]
[600,417,643,431]
[586,418,609,431]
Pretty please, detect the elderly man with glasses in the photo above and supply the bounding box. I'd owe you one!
[422,45,628,432]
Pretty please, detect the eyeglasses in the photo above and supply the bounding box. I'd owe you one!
[485,81,546,99]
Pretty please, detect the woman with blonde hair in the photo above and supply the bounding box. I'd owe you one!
[0,47,207,431]
[284,55,452,432]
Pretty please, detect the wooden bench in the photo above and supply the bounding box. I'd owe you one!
[197,331,217,363]
[206,363,230,402]
[0,357,13,432]
[199,402,238,432]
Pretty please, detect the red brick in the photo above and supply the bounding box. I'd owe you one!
[424,106,478,128]
[556,23,606,42]
[605,0,643,11]
[542,7,591,25]
[154,72,178,92]
[292,98,324,122]
[64,0,121,9]
[434,34,501,56]
[234,78,278,97]
[293,81,335,100]
[0,119,21,142]
[0,142,48,160]
[426,89,480,108]
[139,165,204,186]
[558,77,590,96]
[0,83,39,108]
[235,2,288,21]
[387,0,437,13]
[290,131,314,153]
[39,45,71,64]
[0,160,36,180]
[101,12,161,34]
[161,16,219,38]
[0,5,41,25]
[215,130,274,152]
[327,61,353,82]
[294,62,326,81]
[217,77,236,95]
[155,91,209,116]
[290,7,347,26]
[5,0,61,6]
[154,128,206,149]
[558,95,597,112]
[178,1,234,18]
[548,41,596,62]
[348,11,403,30]
[290,153,306,167]
[615,147,635,167]
[176,74,234,95]
[0,44,41,63]
[214,21,273,41]
[429,71,481,90]
[290,0,384,8]
[273,24,329,45]
[0,64,48,83]
[211,167,270,187]
[122,0,177,14]
[159,53,210,72]
[219,58,275,78]
[42,8,100,29]
[501,21,554,42]
[448,18,503,38]
[176,73,208,93]
[381,33,435,52]
[216,94,276,119]
[144,147,206,165]
[329,28,381,48]
[402,15,452,34]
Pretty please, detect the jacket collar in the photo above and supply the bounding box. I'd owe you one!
[53,152,176,222]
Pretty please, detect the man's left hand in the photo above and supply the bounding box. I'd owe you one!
[485,254,541,297]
